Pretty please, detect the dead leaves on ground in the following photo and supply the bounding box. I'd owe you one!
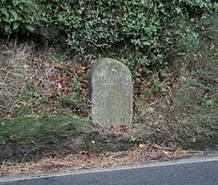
[110,125,129,133]
[24,57,91,115]
[0,145,202,177]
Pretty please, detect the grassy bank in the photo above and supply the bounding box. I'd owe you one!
[0,14,218,163]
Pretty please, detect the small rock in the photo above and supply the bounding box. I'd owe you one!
[111,151,128,158]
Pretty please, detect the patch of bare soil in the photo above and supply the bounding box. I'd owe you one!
[0,144,202,177]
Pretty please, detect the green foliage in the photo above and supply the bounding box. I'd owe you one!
[62,92,83,107]
[194,82,215,109]
[128,136,143,145]
[61,0,216,67]
[200,93,215,108]
[0,0,41,33]
[27,90,41,98]
[143,69,171,97]
[62,72,90,107]
[1,0,217,69]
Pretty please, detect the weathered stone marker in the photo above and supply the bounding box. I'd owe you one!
[88,58,133,126]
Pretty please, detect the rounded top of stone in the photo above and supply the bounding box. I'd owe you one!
[87,57,132,96]
[92,57,131,74]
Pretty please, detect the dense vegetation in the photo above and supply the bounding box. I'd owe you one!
[1,0,217,71]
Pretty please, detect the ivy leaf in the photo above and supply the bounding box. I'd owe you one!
[13,22,19,30]
[10,10,19,21]
[26,24,34,32]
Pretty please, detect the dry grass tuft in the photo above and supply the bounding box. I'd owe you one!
[0,43,32,120]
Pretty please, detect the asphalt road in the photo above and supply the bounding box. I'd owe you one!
[1,157,218,185]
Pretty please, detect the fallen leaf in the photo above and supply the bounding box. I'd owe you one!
[138,144,148,149]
